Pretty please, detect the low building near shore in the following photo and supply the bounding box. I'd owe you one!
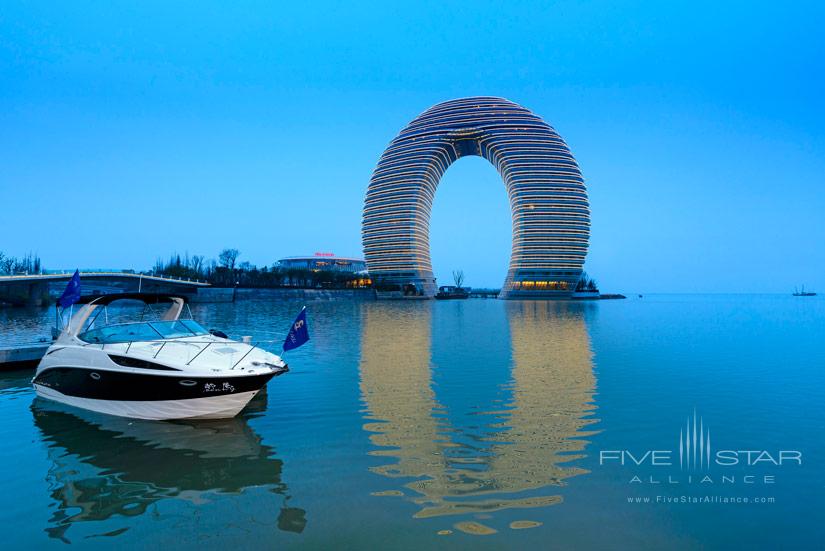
[277,253,371,288]
[277,253,367,274]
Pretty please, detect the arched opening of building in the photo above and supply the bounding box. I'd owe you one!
[429,156,511,291]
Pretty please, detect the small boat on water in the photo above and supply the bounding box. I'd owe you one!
[32,293,289,420]
[793,285,817,297]
[435,285,470,300]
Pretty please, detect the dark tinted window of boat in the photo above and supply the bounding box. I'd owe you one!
[108,355,180,371]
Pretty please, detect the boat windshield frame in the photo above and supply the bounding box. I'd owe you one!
[78,319,211,344]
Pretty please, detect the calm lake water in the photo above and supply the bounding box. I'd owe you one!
[0,295,823,549]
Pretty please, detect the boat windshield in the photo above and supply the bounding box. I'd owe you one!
[152,320,210,339]
[79,320,211,344]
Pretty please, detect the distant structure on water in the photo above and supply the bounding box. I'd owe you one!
[435,286,470,300]
[362,96,590,300]
[793,285,816,297]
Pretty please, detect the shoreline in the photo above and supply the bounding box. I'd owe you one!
[1,287,631,307]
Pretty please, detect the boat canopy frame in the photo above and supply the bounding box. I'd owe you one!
[58,293,190,338]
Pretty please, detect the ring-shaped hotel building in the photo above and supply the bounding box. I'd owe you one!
[362,97,589,299]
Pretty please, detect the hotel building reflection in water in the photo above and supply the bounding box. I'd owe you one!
[358,300,598,518]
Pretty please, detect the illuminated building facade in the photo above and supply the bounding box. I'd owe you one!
[277,254,367,274]
[362,96,589,299]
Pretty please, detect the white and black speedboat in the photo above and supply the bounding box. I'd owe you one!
[33,293,288,420]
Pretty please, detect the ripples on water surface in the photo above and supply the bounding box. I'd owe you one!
[0,295,823,549]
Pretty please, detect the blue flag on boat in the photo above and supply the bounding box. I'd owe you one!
[283,307,309,351]
[58,270,82,308]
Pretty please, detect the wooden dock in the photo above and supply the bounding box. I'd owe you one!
[0,344,48,371]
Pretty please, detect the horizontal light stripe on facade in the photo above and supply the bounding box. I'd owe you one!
[362,97,590,298]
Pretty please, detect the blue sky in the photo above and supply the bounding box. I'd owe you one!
[1,1,823,292]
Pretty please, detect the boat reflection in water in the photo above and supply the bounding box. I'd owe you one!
[32,391,306,543]
[359,301,598,518]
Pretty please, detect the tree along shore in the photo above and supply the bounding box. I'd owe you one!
[153,250,368,290]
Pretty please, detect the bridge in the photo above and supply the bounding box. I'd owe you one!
[0,272,210,306]
[469,289,501,298]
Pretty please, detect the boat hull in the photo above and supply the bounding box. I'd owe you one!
[34,384,261,420]
[32,366,281,420]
